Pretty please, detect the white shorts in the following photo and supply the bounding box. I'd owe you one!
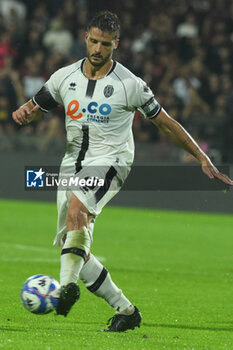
[53,153,130,246]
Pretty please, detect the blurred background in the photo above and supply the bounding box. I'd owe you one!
[0,0,233,211]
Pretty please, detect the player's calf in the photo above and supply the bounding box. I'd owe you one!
[60,196,92,285]
[60,227,91,285]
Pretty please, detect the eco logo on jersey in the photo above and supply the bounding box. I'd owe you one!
[67,99,112,122]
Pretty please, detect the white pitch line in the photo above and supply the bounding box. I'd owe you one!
[0,256,106,263]
[0,242,106,262]
[0,242,57,253]
[0,257,59,263]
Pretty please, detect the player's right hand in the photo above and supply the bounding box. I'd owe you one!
[12,103,40,125]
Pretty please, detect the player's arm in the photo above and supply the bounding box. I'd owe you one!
[12,100,43,125]
[151,108,233,185]
[12,83,60,126]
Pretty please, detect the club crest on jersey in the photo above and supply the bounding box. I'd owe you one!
[104,85,114,98]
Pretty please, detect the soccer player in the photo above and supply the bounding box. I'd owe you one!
[12,11,233,332]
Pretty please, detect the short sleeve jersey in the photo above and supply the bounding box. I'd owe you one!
[33,59,161,166]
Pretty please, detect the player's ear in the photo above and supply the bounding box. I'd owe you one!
[85,32,88,42]
[114,39,119,49]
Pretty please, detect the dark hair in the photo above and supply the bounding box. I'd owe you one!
[87,11,120,39]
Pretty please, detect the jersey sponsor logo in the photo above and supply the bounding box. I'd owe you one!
[104,85,114,98]
[67,99,112,121]
[67,100,83,120]
[87,115,109,124]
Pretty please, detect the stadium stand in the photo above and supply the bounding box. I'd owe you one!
[0,0,232,162]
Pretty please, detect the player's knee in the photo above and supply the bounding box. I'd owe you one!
[66,208,79,229]
[62,226,91,260]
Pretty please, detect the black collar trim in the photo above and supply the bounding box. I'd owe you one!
[80,59,116,77]
[107,61,116,76]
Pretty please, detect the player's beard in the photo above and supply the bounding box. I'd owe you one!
[87,51,112,68]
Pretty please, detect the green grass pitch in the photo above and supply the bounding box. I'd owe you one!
[0,199,233,350]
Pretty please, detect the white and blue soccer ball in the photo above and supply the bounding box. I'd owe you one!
[21,274,60,314]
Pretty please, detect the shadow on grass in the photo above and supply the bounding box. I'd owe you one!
[143,323,233,332]
[0,321,102,333]
[0,326,29,332]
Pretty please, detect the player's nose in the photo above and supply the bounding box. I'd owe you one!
[95,42,102,52]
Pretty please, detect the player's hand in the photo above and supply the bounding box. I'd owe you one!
[12,104,40,125]
[201,158,233,186]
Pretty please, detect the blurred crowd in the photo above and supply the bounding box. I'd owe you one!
[0,0,233,162]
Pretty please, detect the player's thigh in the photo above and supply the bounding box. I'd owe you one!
[70,164,129,216]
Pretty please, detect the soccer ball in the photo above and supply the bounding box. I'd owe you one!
[21,274,60,314]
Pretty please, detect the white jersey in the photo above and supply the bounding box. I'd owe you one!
[33,59,161,167]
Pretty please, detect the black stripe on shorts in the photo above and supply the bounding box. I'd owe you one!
[95,166,117,203]
[87,267,108,293]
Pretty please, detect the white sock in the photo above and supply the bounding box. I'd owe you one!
[79,254,134,314]
[60,229,91,285]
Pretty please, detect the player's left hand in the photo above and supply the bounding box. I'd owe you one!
[201,158,233,186]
